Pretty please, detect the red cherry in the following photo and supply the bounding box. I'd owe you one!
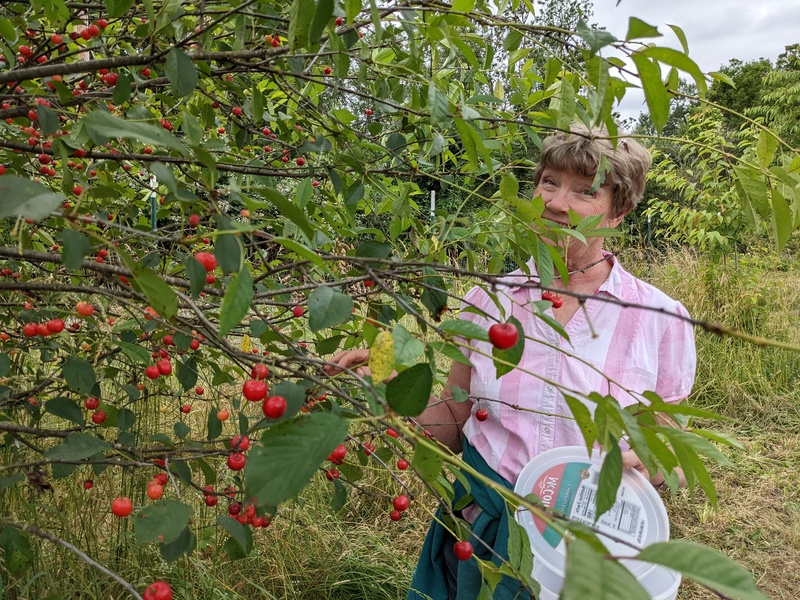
[230,435,250,451]
[328,443,347,462]
[325,468,340,481]
[335,17,344,26]
[23,322,39,337]
[232,106,243,116]
[251,363,269,380]
[91,410,107,424]
[227,453,246,471]
[389,509,402,521]
[83,479,93,490]
[145,365,160,379]
[188,214,200,227]
[243,379,268,402]
[143,581,172,600]
[476,408,489,422]
[228,502,242,516]
[193,251,217,272]
[76,301,94,317]
[271,37,280,47]
[386,428,399,438]
[292,306,304,318]
[157,359,172,376]
[87,24,100,37]
[195,386,204,395]
[180,404,191,414]
[393,494,410,512]
[204,494,218,507]
[365,109,373,116]
[46,318,65,334]
[323,66,331,75]
[111,496,133,517]
[397,458,409,470]
[154,473,168,486]
[147,483,164,500]
[96,19,108,30]
[37,323,51,337]
[362,442,375,456]
[189,339,201,350]
[50,34,63,45]
[263,395,287,419]
[453,541,474,561]
[295,157,305,166]
[488,322,518,350]
[85,397,100,410]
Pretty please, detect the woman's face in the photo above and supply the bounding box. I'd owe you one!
[534,168,625,261]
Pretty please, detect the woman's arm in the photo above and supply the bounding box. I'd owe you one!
[324,350,473,454]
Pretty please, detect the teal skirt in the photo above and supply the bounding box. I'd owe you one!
[407,440,531,600]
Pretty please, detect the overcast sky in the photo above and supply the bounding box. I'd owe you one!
[590,0,799,123]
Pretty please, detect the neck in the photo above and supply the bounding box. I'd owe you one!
[558,252,614,279]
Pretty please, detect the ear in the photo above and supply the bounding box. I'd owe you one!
[608,209,629,228]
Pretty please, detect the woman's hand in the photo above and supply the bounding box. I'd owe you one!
[621,450,685,488]
[323,349,371,377]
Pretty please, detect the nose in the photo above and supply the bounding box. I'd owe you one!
[542,185,570,215]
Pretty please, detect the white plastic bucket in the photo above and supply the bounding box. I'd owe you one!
[514,446,681,600]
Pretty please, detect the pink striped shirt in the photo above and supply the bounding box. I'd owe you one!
[458,256,696,485]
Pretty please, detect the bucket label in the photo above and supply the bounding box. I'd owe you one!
[530,461,648,550]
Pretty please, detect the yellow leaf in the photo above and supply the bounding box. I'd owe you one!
[369,330,395,383]
[241,334,252,353]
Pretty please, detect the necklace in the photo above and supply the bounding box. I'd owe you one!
[556,253,615,279]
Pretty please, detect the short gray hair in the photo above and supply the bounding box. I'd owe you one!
[531,124,652,217]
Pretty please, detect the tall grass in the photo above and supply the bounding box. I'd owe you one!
[3,249,800,599]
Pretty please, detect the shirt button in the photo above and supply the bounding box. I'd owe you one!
[544,427,551,434]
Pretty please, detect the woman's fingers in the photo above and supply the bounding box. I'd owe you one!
[621,450,665,487]
[323,349,370,375]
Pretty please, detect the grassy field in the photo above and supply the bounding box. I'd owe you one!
[2,249,799,599]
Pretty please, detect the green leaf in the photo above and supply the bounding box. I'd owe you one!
[118,250,178,320]
[625,17,661,41]
[288,0,315,49]
[272,237,326,268]
[640,46,707,97]
[117,341,151,365]
[62,357,96,395]
[207,410,222,441]
[116,408,135,432]
[0,527,33,577]
[254,187,315,240]
[81,110,187,154]
[308,286,354,332]
[165,48,198,98]
[177,356,198,391]
[246,413,349,506]
[344,182,365,206]
[563,395,598,457]
[57,229,92,270]
[492,316,524,378]
[134,499,193,545]
[440,319,490,342]
[392,325,425,366]
[451,0,475,10]
[38,105,60,135]
[45,433,111,462]
[219,267,253,338]
[561,539,651,600]
[576,19,616,54]
[0,474,25,492]
[105,0,136,18]
[595,442,622,521]
[184,254,207,298]
[310,0,334,45]
[419,268,448,319]
[411,438,444,483]
[0,354,8,378]
[631,54,670,134]
[386,363,433,417]
[428,82,450,126]
[770,189,792,252]
[159,526,195,563]
[0,176,63,221]
[112,72,132,105]
[45,397,85,427]
[637,541,768,600]
[216,515,253,553]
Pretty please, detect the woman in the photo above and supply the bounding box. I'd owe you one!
[325,124,696,599]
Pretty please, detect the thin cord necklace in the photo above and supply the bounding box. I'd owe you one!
[556,252,615,279]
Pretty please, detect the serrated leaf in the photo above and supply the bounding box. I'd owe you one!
[561,539,651,600]
[117,341,151,365]
[411,438,444,483]
[177,356,198,391]
[165,48,198,97]
[246,413,349,506]
[215,234,243,277]
[159,526,195,563]
[134,499,193,545]
[45,397,85,427]
[369,330,395,383]
[45,433,111,462]
[595,442,622,521]
[216,515,253,553]
[219,268,252,338]
[310,0,334,45]
[428,82,450,126]
[392,324,425,365]
[440,319,490,342]
[117,250,178,320]
[386,363,433,417]
[0,176,63,221]
[563,395,598,457]
[625,17,661,41]
[183,254,206,298]
[81,110,187,154]
[288,0,315,49]
[38,105,60,135]
[62,357,96,395]
[207,410,222,441]
[637,541,767,600]
[254,187,315,240]
[631,53,670,134]
[308,286,353,332]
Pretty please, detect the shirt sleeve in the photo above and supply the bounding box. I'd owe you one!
[656,301,697,403]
